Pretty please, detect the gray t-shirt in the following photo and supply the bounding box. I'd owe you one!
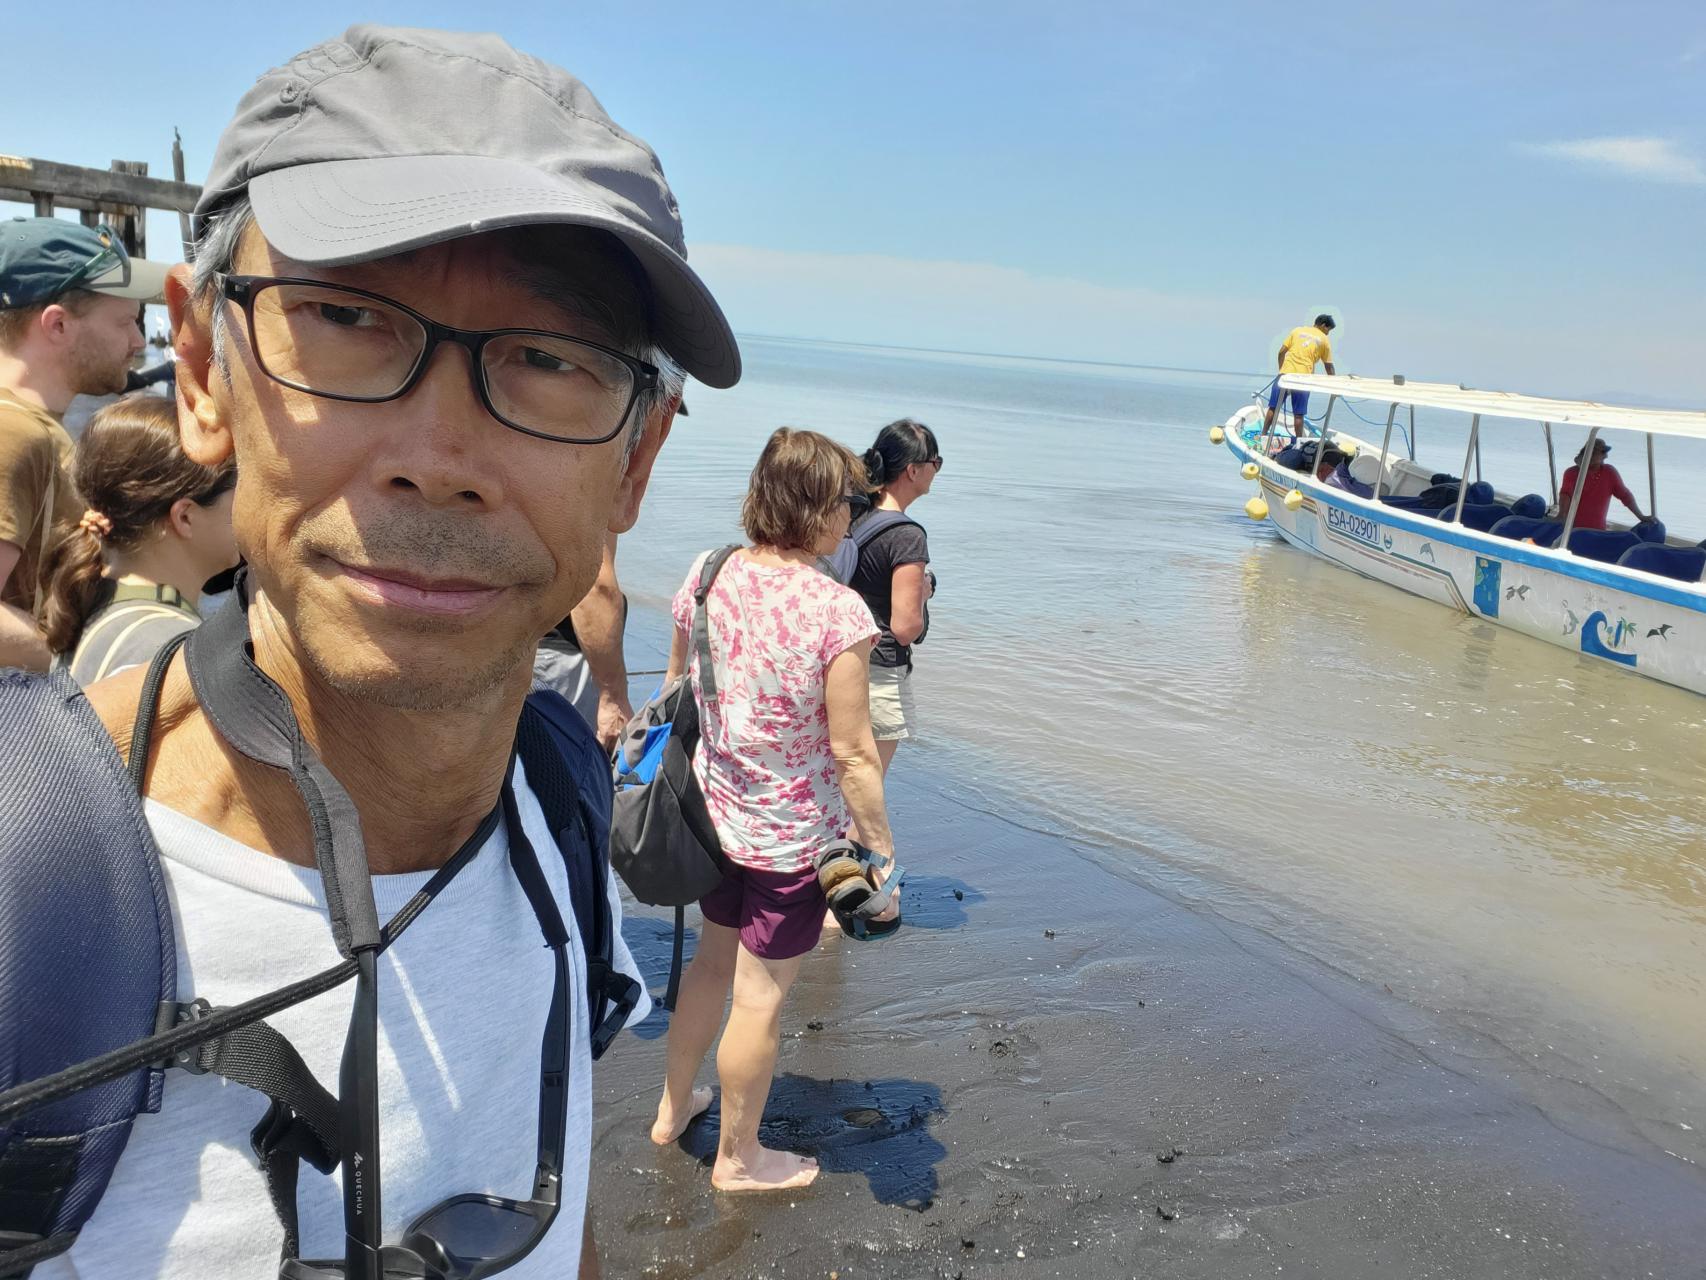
[66,597,199,685]
[848,516,930,668]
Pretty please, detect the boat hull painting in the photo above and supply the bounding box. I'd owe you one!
[1221,406,1706,697]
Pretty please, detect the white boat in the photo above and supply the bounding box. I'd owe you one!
[1216,374,1706,697]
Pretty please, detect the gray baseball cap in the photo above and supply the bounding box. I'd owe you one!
[195,25,739,388]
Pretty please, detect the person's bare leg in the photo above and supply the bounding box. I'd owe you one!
[652,920,739,1144]
[711,946,817,1191]
[874,737,901,777]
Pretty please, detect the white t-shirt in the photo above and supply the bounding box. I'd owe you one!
[40,757,649,1280]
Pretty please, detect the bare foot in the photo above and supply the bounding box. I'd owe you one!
[711,1144,820,1192]
[650,1085,714,1146]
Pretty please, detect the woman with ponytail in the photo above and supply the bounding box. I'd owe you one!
[847,417,941,772]
[39,394,237,684]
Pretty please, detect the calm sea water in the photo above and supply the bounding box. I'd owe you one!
[619,336,1706,1152]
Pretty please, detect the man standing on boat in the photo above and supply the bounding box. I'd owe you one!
[1263,313,1336,435]
[1558,438,1648,530]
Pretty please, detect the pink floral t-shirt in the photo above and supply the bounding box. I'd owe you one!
[671,551,879,874]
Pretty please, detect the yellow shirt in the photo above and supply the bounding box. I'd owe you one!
[0,388,79,613]
[1279,326,1333,376]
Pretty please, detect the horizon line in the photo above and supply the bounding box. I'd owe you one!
[731,331,1263,380]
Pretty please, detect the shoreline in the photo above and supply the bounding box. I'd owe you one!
[590,756,1706,1277]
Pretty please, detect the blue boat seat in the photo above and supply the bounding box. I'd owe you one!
[1489,516,1562,546]
[1566,529,1640,564]
[1510,494,1548,519]
[1437,502,1512,532]
[1616,542,1706,583]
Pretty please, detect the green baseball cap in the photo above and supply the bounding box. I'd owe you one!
[0,217,170,310]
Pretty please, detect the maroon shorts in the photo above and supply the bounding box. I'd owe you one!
[699,862,826,961]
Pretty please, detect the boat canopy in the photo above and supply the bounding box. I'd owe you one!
[1278,374,1706,443]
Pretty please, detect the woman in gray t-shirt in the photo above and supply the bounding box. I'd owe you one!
[849,417,941,772]
[38,395,238,684]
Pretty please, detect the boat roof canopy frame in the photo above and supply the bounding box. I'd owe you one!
[1278,374,1706,442]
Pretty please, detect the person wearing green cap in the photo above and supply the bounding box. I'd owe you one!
[0,217,162,668]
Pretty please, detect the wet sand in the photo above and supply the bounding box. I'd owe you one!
[589,764,1706,1278]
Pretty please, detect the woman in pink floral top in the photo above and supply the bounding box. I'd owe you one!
[650,428,898,1194]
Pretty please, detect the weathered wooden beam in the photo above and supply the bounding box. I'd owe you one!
[0,188,134,215]
[0,155,200,214]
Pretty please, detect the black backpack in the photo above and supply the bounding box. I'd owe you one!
[0,583,637,1277]
[608,545,738,1010]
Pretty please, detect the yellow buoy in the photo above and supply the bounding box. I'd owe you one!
[1240,461,1260,481]
[1245,496,1269,521]
[1284,489,1304,511]
[1208,425,1225,444]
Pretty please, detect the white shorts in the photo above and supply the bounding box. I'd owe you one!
[868,662,917,741]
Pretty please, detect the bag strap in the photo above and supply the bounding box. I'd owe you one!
[515,691,640,1060]
[186,585,382,959]
[690,545,740,705]
[850,510,920,551]
[661,906,688,1013]
[28,457,55,619]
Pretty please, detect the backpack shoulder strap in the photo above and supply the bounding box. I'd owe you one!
[689,545,740,705]
[518,690,640,1059]
[0,667,177,1270]
[851,510,921,550]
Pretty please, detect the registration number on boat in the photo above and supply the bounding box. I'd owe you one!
[1326,506,1382,547]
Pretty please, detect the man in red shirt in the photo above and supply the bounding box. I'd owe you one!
[1558,439,1647,530]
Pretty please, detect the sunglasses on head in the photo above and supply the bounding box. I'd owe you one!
[70,236,129,291]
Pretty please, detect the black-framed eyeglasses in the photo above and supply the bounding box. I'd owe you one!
[913,455,943,473]
[284,780,574,1280]
[218,275,658,445]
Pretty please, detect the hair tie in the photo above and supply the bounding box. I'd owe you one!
[78,508,114,540]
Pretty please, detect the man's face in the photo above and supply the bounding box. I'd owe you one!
[177,225,669,711]
[66,294,144,395]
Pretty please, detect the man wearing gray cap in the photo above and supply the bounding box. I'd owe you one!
[0,219,161,669]
[16,24,739,1280]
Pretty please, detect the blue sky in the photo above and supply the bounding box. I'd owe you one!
[5,1,1703,399]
